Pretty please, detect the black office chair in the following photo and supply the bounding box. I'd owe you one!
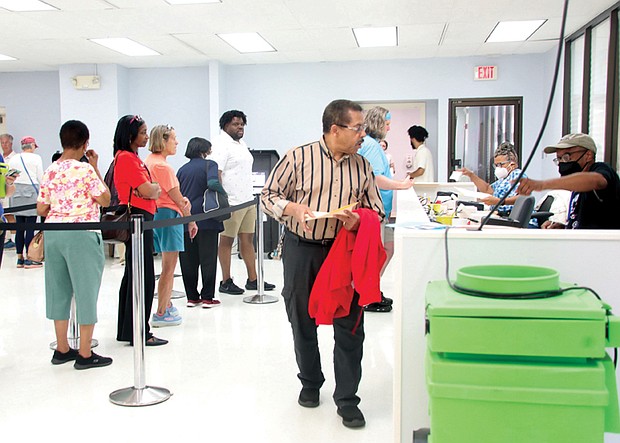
[484,195,536,228]
[530,194,554,227]
[507,195,536,228]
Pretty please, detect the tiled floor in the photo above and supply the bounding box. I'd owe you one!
[0,246,394,443]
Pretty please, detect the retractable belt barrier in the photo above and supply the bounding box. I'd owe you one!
[1,196,263,407]
[0,198,256,232]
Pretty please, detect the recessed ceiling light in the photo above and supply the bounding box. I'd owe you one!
[217,33,276,53]
[486,20,547,43]
[353,26,398,48]
[0,53,17,61]
[164,0,220,4]
[0,0,56,11]
[89,38,160,57]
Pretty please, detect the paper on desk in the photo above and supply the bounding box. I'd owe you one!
[305,202,358,221]
[457,188,493,200]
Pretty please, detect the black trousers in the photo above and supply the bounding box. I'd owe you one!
[116,208,155,344]
[179,229,219,301]
[281,231,364,408]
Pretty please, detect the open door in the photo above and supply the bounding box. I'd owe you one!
[448,97,522,183]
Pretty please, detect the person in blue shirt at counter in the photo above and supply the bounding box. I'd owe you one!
[518,133,620,229]
[459,142,525,213]
[357,106,413,313]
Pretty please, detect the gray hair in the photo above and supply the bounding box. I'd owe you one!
[494,142,518,163]
[364,106,389,140]
[0,133,13,142]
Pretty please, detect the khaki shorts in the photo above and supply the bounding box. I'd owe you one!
[222,205,257,238]
[381,220,394,244]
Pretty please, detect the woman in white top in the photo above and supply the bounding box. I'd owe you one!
[9,136,44,268]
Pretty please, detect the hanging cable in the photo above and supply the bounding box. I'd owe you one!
[478,0,570,230]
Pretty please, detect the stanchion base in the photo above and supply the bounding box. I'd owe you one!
[154,289,185,299]
[243,294,279,304]
[49,339,99,351]
[109,386,172,407]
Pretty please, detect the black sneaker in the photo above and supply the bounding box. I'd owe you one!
[298,388,320,408]
[364,302,393,313]
[74,352,113,370]
[245,279,276,291]
[219,278,245,295]
[381,292,393,306]
[51,348,79,365]
[337,405,366,428]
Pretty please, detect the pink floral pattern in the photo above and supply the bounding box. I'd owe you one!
[38,160,107,223]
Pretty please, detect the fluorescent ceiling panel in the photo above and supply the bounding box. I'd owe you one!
[164,0,220,4]
[89,38,160,57]
[486,20,547,43]
[0,0,56,11]
[217,33,276,53]
[0,53,17,61]
[353,26,398,48]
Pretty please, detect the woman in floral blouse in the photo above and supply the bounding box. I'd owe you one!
[37,120,113,370]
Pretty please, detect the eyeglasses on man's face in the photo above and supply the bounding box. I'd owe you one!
[552,149,587,165]
[337,124,367,133]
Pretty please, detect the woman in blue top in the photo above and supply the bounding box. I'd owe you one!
[460,142,526,213]
[177,137,225,308]
[357,106,413,312]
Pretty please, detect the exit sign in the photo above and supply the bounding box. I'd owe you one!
[474,65,497,81]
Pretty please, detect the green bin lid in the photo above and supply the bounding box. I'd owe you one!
[456,265,560,295]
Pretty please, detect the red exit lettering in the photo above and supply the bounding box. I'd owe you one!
[474,65,497,80]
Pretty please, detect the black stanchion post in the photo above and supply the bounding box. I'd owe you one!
[243,198,278,305]
[109,214,171,406]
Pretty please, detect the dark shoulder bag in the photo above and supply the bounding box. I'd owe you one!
[101,188,132,243]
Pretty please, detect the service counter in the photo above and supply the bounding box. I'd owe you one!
[392,188,620,443]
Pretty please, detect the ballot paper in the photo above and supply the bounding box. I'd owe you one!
[457,188,494,200]
[305,202,358,221]
[449,170,463,181]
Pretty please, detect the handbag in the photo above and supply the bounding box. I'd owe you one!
[27,231,44,262]
[203,179,230,222]
[101,188,132,243]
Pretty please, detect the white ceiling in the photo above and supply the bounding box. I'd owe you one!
[0,0,617,72]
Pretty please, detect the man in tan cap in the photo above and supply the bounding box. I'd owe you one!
[519,133,620,229]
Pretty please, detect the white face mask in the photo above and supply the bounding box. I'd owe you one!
[494,167,509,180]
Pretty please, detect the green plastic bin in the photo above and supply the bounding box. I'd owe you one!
[426,351,619,442]
[424,265,620,442]
[426,280,608,359]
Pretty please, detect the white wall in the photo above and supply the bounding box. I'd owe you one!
[223,51,559,181]
[0,71,61,162]
[129,66,211,171]
[0,49,563,181]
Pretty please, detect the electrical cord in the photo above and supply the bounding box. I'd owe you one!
[478,0,570,230]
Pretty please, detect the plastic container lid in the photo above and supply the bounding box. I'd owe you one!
[456,265,560,295]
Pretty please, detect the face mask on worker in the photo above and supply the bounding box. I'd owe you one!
[494,167,509,180]
[558,150,588,177]
[558,161,583,177]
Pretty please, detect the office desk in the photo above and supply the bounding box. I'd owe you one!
[392,188,620,443]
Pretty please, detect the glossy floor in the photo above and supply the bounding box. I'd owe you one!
[0,247,394,443]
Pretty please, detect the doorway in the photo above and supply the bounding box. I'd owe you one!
[448,97,523,183]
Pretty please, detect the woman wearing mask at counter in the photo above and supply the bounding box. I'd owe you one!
[459,142,526,213]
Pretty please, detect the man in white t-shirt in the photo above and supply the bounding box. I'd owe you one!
[407,125,435,182]
[1,134,16,248]
[209,110,275,295]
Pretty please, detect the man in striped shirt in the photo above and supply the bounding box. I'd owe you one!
[261,99,384,429]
